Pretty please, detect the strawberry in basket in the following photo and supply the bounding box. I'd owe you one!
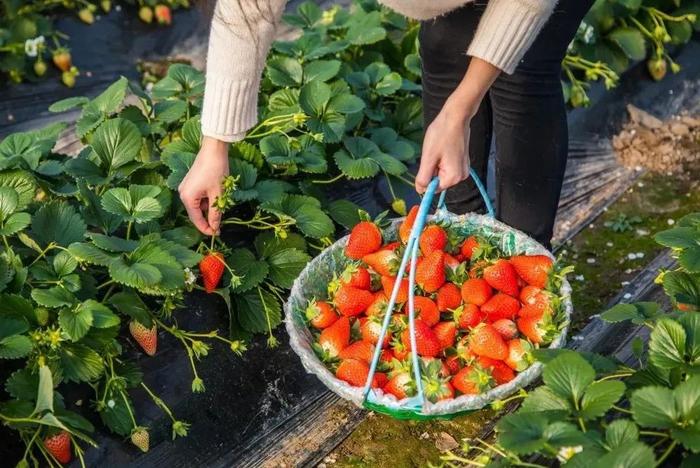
[306,206,570,403]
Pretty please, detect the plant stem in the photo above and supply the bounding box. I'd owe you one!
[311,173,344,184]
[640,430,669,438]
[612,404,633,414]
[655,440,677,466]
[126,221,133,241]
[120,391,138,430]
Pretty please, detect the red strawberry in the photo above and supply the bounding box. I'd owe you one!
[306,300,338,329]
[339,340,375,363]
[400,319,442,358]
[360,317,390,347]
[437,283,462,312]
[383,372,415,399]
[517,312,556,345]
[380,348,395,365]
[399,206,419,244]
[318,317,351,358]
[44,431,72,464]
[469,259,489,279]
[391,339,409,360]
[366,292,389,316]
[477,357,516,385]
[491,319,518,339]
[433,321,457,349]
[469,323,508,360]
[404,296,440,326]
[421,359,454,402]
[199,252,225,293]
[461,278,493,306]
[372,372,389,389]
[505,338,532,371]
[455,303,484,329]
[481,293,521,321]
[519,304,545,318]
[334,285,374,316]
[129,320,157,356]
[419,225,448,255]
[444,355,462,375]
[381,276,409,303]
[416,250,446,293]
[340,265,371,290]
[336,358,370,387]
[154,4,172,24]
[483,260,520,297]
[452,366,493,395]
[381,241,401,252]
[520,285,553,315]
[346,221,383,260]
[460,236,480,260]
[363,250,398,277]
[510,255,553,289]
[444,254,461,272]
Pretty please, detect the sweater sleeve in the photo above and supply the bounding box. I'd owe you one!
[201,0,287,142]
[466,0,558,74]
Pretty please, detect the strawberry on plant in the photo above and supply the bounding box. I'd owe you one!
[306,299,338,329]
[346,221,383,259]
[381,276,409,303]
[483,259,520,297]
[481,293,521,321]
[44,431,72,464]
[416,250,446,293]
[461,278,493,306]
[476,357,515,385]
[455,303,484,329]
[199,252,225,293]
[437,282,462,312]
[78,7,95,24]
[334,284,374,316]
[34,60,47,77]
[469,323,508,360]
[339,340,375,363]
[52,49,71,72]
[131,427,150,452]
[504,338,532,371]
[510,255,553,289]
[61,70,77,88]
[452,365,493,395]
[391,198,407,216]
[129,320,157,356]
[648,57,667,81]
[491,319,518,339]
[419,224,448,254]
[433,321,457,349]
[404,296,439,326]
[362,250,398,276]
[154,4,172,25]
[400,319,441,358]
[101,0,111,12]
[399,205,419,244]
[139,5,154,23]
[421,359,454,402]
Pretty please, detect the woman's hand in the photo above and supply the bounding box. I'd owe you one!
[178,136,230,235]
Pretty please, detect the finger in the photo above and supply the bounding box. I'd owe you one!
[207,190,223,235]
[182,191,214,235]
[415,154,438,194]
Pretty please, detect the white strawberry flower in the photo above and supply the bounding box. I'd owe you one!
[24,36,45,57]
[184,267,196,286]
[557,445,583,462]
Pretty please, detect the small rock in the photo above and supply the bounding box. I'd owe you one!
[680,115,700,127]
[606,242,613,247]
[627,253,637,260]
[419,432,430,440]
[668,219,675,225]
[624,293,632,299]
[627,104,663,129]
[587,258,596,264]
[435,432,459,452]
[670,123,690,136]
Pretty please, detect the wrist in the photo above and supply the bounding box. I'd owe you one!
[199,136,230,159]
[442,94,480,125]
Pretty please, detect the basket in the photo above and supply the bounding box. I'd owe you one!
[285,172,572,420]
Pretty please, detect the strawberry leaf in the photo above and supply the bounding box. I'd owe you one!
[254,231,307,258]
[31,201,86,248]
[266,248,311,288]
[109,291,152,327]
[59,305,94,342]
[31,286,76,309]
[60,343,104,383]
[229,248,269,293]
[0,186,18,219]
[91,118,142,173]
[0,211,31,236]
[108,257,162,289]
[0,335,32,359]
[235,288,281,333]
[68,242,118,267]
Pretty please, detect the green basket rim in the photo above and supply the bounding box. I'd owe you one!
[362,400,475,421]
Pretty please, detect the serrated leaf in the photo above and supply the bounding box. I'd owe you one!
[607,27,646,60]
[31,287,76,308]
[266,248,310,288]
[5,368,38,400]
[303,59,341,82]
[152,64,204,100]
[649,318,686,369]
[0,211,31,236]
[595,442,655,468]
[663,271,700,308]
[261,194,334,239]
[0,186,18,219]
[267,57,303,86]
[0,170,35,210]
[99,388,133,436]
[606,419,639,448]
[229,248,269,293]
[88,233,137,253]
[300,80,331,116]
[580,380,625,420]
[31,201,87,248]
[519,386,571,413]
[91,118,142,173]
[109,291,152,327]
[543,352,595,404]
[235,288,281,333]
[53,251,78,277]
[59,305,93,342]
[254,231,307,258]
[83,301,120,328]
[68,243,117,266]
[164,151,196,190]
[680,247,700,273]
[0,335,32,359]
[631,386,676,428]
[60,343,104,383]
[133,197,162,223]
[49,96,89,113]
[496,413,549,454]
[108,257,162,288]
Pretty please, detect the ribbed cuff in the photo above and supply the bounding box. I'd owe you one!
[201,73,260,143]
[467,0,553,74]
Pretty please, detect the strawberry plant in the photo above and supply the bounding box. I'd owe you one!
[440,212,700,467]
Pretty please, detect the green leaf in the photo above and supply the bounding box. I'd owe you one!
[53,251,78,277]
[0,170,35,211]
[680,247,700,273]
[327,199,363,229]
[329,94,365,114]
[49,96,89,113]
[31,287,76,308]
[607,27,646,60]
[631,386,676,428]
[0,335,32,359]
[334,146,380,180]
[164,152,195,190]
[59,305,94,342]
[496,413,549,454]
[31,201,87,248]
[0,186,18,219]
[674,375,700,422]
[606,419,639,449]
[345,11,385,45]
[267,57,303,86]
[152,64,204,100]
[649,318,687,369]
[595,442,655,468]
[60,343,104,383]
[109,291,152,327]
[375,72,402,96]
[519,385,572,413]
[83,301,120,328]
[0,212,31,236]
[655,227,698,249]
[35,366,54,414]
[162,116,201,159]
[91,118,142,172]
[671,424,700,452]
[266,248,310,288]
[5,368,38,400]
[261,195,334,239]
[99,389,133,436]
[108,257,162,289]
[229,248,269,293]
[77,77,128,137]
[542,352,595,404]
[601,303,640,323]
[0,317,28,340]
[299,80,331,116]
[303,59,341,82]
[68,243,117,267]
[154,100,187,123]
[663,271,700,308]
[254,231,307,258]
[580,380,625,420]
[235,288,282,333]
[88,233,138,253]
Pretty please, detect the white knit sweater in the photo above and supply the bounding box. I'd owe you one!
[201,0,558,142]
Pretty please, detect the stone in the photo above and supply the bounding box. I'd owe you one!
[669,123,690,136]
[627,104,663,129]
[434,432,459,452]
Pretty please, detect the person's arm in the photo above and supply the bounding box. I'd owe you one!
[179,0,286,235]
[415,0,558,194]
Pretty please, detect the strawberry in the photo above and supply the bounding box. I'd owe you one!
[339,340,375,363]
[421,359,454,402]
[334,284,374,316]
[404,296,440,326]
[517,312,557,345]
[510,255,553,289]
[139,5,154,23]
[372,372,389,389]
[306,300,338,329]
[469,259,489,279]
[520,285,553,315]
[381,241,401,252]
[366,292,389,317]
[483,259,520,297]
[459,236,480,260]
[336,358,369,387]
[360,317,390,348]
[400,319,442,358]
[154,4,172,24]
[416,250,446,293]
[199,252,225,293]
[481,293,521,321]
[383,372,415,399]
[437,283,462,312]
[452,366,493,395]
[44,431,72,464]
[363,250,398,276]
[131,427,150,452]
[477,357,516,385]
[318,317,350,358]
[380,349,395,365]
[346,221,382,260]
[381,276,409,303]
[491,319,518,340]
[391,339,409,360]
[433,321,457,349]
[461,278,493,306]
[519,304,545,318]
[444,355,462,375]
[419,224,448,255]
[444,254,461,272]
[78,7,95,24]
[129,320,157,356]
[340,264,371,290]
[399,205,419,244]
[52,49,72,72]
[455,303,484,329]
[469,323,508,360]
[504,338,532,371]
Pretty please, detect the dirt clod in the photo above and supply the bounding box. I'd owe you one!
[435,432,459,452]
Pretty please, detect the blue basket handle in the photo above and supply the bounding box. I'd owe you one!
[363,171,492,411]
[436,167,494,218]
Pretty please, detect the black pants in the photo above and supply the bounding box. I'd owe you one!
[419,0,594,248]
